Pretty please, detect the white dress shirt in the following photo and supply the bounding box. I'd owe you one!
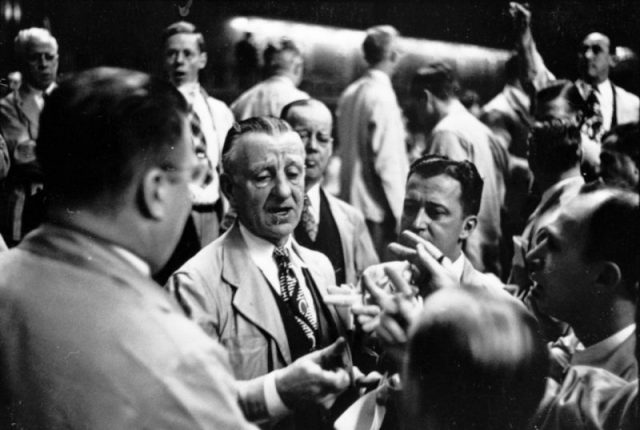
[306,183,322,224]
[571,324,636,366]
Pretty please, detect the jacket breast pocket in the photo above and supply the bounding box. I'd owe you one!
[221,335,271,379]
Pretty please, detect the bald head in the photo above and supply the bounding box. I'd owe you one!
[281,99,334,189]
[579,32,613,84]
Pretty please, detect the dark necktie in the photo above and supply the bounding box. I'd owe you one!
[273,247,317,348]
[300,195,318,241]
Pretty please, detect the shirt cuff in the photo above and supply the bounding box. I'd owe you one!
[264,369,290,418]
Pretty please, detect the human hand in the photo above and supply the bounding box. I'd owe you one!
[323,284,362,308]
[509,2,531,31]
[275,337,351,410]
[389,231,460,296]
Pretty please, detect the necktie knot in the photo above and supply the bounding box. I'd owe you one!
[273,246,290,266]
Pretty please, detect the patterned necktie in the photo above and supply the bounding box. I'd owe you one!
[300,195,318,241]
[190,109,213,186]
[583,85,604,141]
[273,247,317,348]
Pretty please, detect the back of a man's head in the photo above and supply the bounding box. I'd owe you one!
[404,288,548,430]
[407,155,483,217]
[601,122,640,177]
[528,118,582,178]
[580,184,640,298]
[362,25,399,67]
[263,38,303,78]
[411,63,458,101]
[37,67,189,210]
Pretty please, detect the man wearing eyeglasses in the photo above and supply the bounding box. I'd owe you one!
[281,99,378,287]
[0,27,59,246]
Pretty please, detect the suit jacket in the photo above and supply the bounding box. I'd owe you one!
[166,223,351,381]
[324,190,379,285]
[336,69,408,225]
[533,366,637,430]
[0,224,257,429]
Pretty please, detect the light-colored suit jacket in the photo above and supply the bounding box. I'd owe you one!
[324,190,379,285]
[336,69,408,225]
[166,224,351,381]
[0,224,257,429]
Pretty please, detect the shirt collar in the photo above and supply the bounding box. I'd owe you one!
[450,253,465,281]
[238,222,299,267]
[368,69,392,87]
[572,324,636,365]
[110,245,151,277]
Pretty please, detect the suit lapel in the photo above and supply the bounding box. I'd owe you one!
[323,190,353,273]
[222,226,292,364]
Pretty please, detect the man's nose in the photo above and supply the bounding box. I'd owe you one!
[411,207,430,230]
[273,172,293,198]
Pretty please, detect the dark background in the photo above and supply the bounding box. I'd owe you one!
[2,0,639,100]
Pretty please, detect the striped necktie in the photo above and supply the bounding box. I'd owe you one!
[273,246,317,348]
[301,194,318,241]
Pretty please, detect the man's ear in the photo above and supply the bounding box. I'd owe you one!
[140,167,167,220]
[459,215,478,241]
[220,172,236,207]
[197,51,208,71]
[596,261,623,292]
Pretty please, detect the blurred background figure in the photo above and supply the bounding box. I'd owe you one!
[231,37,308,120]
[336,25,408,262]
[459,88,482,117]
[0,28,59,247]
[599,122,640,190]
[404,288,549,430]
[234,32,260,90]
[7,71,22,92]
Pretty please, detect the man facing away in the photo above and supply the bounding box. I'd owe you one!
[281,98,379,286]
[167,117,354,430]
[0,67,257,429]
[231,38,309,120]
[336,25,409,261]
[0,27,59,246]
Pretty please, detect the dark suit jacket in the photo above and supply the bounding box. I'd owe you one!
[0,224,257,429]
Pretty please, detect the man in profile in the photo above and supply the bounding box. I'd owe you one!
[231,38,308,120]
[0,27,59,245]
[336,25,408,261]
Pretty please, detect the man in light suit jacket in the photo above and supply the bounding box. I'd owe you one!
[335,25,408,261]
[281,98,379,286]
[0,27,59,245]
[167,117,354,430]
[0,68,258,429]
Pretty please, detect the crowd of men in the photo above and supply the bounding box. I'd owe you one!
[0,2,638,429]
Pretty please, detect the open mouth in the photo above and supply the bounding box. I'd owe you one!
[305,159,317,169]
[267,207,292,217]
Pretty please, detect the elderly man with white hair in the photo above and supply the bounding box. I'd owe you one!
[0,27,59,246]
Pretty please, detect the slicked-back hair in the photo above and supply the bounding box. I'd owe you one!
[14,27,58,59]
[162,21,206,52]
[534,79,587,122]
[280,98,331,122]
[602,122,640,168]
[37,67,189,208]
[263,38,302,76]
[580,184,640,296]
[405,288,549,430]
[528,117,582,176]
[222,116,294,176]
[362,25,399,66]
[411,63,459,101]
[408,155,483,217]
